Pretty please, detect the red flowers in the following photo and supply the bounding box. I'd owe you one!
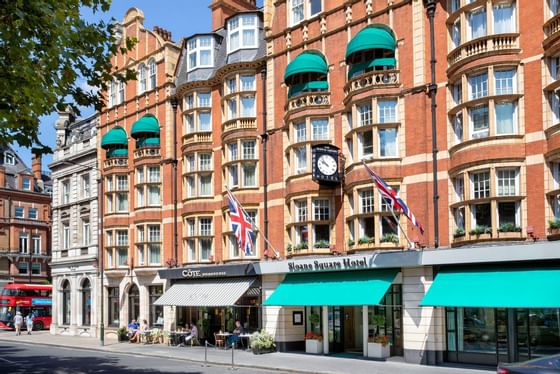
[304,332,322,341]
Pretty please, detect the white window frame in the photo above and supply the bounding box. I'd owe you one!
[496,168,518,196]
[379,127,398,158]
[4,152,15,165]
[378,99,398,123]
[138,63,147,94]
[468,72,488,100]
[187,36,214,71]
[227,14,258,53]
[471,170,490,199]
[469,105,490,139]
[15,207,24,219]
[28,208,38,220]
[494,69,516,95]
[148,58,156,90]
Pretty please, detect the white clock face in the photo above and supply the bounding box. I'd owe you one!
[317,154,337,176]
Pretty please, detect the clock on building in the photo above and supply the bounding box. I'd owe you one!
[312,144,341,185]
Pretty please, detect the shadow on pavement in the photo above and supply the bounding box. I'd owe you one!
[0,346,204,374]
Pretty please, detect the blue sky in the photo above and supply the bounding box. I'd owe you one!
[16,0,253,169]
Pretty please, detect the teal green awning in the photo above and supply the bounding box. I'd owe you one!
[346,24,397,61]
[348,57,396,79]
[284,50,328,84]
[101,126,128,149]
[420,267,560,308]
[107,148,128,158]
[264,269,398,306]
[131,114,160,138]
[137,137,160,148]
[288,80,329,98]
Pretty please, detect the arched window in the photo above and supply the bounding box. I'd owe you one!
[62,280,71,325]
[138,63,146,93]
[81,279,91,326]
[148,59,156,90]
[128,284,140,322]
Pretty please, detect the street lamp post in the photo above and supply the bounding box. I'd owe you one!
[98,174,105,346]
[170,90,179,266]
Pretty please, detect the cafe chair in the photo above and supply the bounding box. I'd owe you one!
[214,332,225,348]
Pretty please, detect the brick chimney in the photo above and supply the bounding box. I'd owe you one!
[32,153,42,181]
[153,26,172,42]
[209,0,257,31]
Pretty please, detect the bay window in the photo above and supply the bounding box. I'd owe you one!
[469,105,489,139]
[468,7,487,40]
[184,217,213,262]
[495,102,516,134]
[187,36,213,71]
[227,14,258,53]
[225,139,258,188]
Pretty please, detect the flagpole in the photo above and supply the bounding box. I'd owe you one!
[225,186,281,258]
[388,207,413,249]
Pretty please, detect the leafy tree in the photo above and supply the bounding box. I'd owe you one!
[0,0,136,153]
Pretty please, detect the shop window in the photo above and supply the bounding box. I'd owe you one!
[108,287,119,327]
[81,279,91,326]
[62,280,71,325]
[149,286,163,327]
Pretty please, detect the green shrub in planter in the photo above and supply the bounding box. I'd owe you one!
[358,236,374,245]
[294,242,308,251]
[469,225,491,235]
[549,219,560,230]
[498,223,521,232]
[380,233,399,243]
[453,228,465,238]
[314,240,330,248]
[250,330,276,354]
[347,238,355,247]
[117,327,128,342]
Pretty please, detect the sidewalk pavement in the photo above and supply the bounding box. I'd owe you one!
[0,331,492,374]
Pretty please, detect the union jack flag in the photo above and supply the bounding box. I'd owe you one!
[362,161,425,235]
[227,190,255,255]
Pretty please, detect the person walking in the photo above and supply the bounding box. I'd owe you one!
[13,311,23,336]
[25,313,34,335]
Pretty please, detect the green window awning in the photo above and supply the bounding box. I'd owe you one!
[137,137,160,148]
[348,57,396,79]
[420,267,560,308]
[131,114,160,138]
[287,80,329,98]
[263,269,398,306]
[346,24,397,61]
[101,126,128,149]
[107,148,128,158]
[284,50,328,85]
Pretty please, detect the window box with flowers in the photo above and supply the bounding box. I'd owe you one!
[548,219,560,238]
[367,314,390,358]
[304,332,323,354]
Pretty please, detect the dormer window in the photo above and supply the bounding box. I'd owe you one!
[227,14,258,53]
[187,36,213,71]
[4,152,15,165]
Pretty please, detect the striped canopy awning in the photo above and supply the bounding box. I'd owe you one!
[154,278,256,307]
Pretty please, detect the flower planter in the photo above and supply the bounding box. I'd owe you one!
[497,231,523,239]
[367,342,390,358]
[252,347,275,355]
[470,233,492,241]
[305,339,323,354]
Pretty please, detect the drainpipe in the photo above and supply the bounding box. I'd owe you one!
[171,88,179,266]
[425,0,439,248]
[260,68,269,259]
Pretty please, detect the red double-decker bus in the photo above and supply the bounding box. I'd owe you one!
[0,283,52,330]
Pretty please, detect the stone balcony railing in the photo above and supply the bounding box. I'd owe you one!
[286,92,331,113]
[544,13,560,47]
[182,132,212,146]
[103,157,128,169]
[133,146,161,159]
[344,70,400,96]
[222,117,257,134]
[447,34,519,67]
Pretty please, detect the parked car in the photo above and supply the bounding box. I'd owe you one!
[498,354,560,373]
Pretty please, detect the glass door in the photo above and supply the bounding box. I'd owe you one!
[496,308,509,363]
[328,306,343,353]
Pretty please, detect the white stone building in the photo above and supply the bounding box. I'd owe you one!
[49,109,100,337]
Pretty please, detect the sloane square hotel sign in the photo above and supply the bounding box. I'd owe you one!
[288,256,370,273]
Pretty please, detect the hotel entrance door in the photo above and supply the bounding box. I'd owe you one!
[328,306,364,354]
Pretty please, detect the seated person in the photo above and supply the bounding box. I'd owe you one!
[227,320,245,348]
[129,319,148,343]
[127,319,139,337]
[183,321,199,346]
